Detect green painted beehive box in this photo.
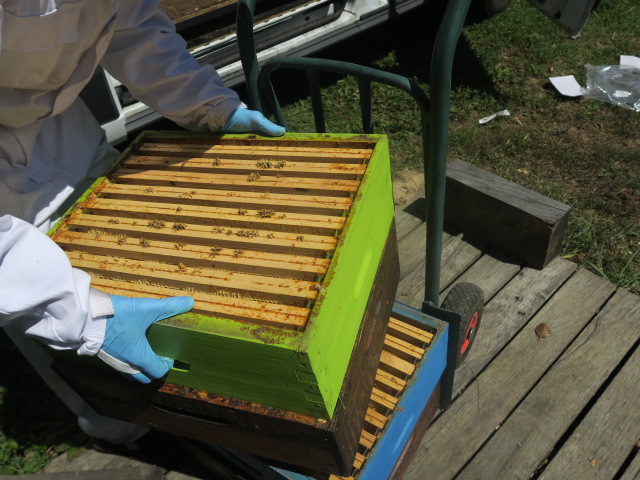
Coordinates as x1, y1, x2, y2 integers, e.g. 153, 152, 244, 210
50, 131, 394, 419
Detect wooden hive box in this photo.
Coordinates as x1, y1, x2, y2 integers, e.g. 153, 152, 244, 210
49, 131, 396, 421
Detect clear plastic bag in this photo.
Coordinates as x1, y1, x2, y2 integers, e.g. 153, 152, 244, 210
583, 64, 640, 112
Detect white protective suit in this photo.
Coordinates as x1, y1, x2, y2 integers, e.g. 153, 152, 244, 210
0, 0, 244, 442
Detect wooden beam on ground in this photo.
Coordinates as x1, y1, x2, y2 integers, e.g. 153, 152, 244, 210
445, 159, 571, 269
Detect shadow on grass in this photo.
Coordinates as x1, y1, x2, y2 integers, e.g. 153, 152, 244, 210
0, 330, 86, 474
241, 2, 503, 112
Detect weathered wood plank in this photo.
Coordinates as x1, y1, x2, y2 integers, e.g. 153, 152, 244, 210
457, 289, 640, 480
452, 257, 578, 396
396, 232, 485, 308
396, 223, 453, 282
165, 462, 214, 480
18, 466, 165, 479
43, 449, 154, 473
536, 298, 640, 479
620, 451, 640, 480
394, 194, 426, 242
439, 246, 521, 304
445, 159, 571, 269
403, 268, 616, 480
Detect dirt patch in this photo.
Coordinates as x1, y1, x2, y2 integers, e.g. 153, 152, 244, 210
392, 168, 424, 208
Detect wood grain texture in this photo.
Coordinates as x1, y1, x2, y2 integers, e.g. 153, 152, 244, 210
403, 268, 616, 480
396, 231, 485, 308
393, 194, 426, 242
620, 452, 640, 480
438, 246, 520, 301
445, 159, 571, 269
458, 289, 640, 480
451, 257, 578, 397
536, 292, 640, 480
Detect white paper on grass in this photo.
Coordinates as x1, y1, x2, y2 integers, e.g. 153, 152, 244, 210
549, 55, 640, 112
549, 55, 640, 98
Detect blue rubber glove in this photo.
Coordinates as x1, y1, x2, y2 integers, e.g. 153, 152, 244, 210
97, 295, 194, 384
220, 108, 285, 136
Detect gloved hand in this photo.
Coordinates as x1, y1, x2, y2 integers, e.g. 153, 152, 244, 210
220, 107, 285, 136
97, 295, 194, 384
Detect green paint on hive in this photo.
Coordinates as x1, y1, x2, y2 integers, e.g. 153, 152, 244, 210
50, 132, 394, 419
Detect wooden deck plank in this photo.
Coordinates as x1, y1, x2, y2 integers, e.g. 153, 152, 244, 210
438, 246, 521, 304
536, 300, 640, 479
396, 232, 485, 309
457, 289, 640, 480
402, 268, 616, 480
394, 196, 425, 242
396, 222, 453, 282
620, 452, 640, 480
452, 257, 578, 397
44, 449, 158, 474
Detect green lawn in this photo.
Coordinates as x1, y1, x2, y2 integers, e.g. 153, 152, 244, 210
280, 0, 640, 294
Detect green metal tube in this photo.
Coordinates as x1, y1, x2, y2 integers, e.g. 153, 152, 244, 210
236, 0, 261, 111
423, 0, 472, 308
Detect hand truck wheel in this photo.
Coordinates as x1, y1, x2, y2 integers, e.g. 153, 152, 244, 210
441, 282, 484, 368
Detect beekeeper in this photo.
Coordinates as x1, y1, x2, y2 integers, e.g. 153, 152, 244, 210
0, 0, 284, 446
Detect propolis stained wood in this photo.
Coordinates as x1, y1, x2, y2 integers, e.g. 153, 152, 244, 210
49, 131, 395, 419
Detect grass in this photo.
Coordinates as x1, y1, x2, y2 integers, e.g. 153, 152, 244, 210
275, 0, 640, 294
0, 0, 638, 474
0, 334, 87, 475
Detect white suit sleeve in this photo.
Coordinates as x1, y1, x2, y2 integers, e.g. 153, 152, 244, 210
101, 0, 243, 132
0, 215, 111, 356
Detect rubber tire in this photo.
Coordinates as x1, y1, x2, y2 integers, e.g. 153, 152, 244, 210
441, 282, 484, 368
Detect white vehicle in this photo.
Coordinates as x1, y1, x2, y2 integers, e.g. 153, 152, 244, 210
84, 0, 596, 145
